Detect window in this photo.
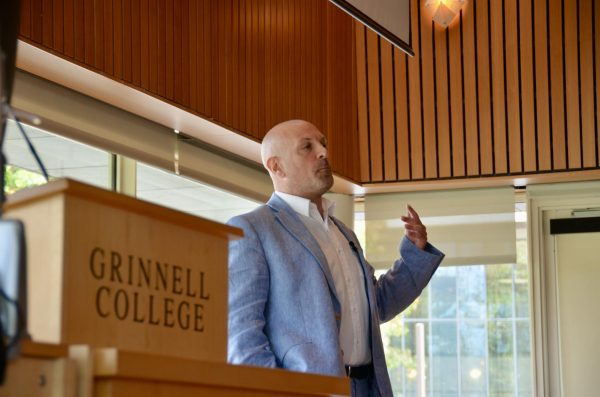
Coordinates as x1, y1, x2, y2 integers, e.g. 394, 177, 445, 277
357, 200, 532, 397
2, 119, 262, 224
3, 120, 112, 194
136, 162, 261, 224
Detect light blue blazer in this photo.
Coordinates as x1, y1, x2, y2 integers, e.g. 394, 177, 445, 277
227, 194, 444, 396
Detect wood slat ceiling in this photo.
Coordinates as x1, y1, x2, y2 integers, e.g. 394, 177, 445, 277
18, 0, 361, 182
356, 0, 600, 184
17, 0, 600, 188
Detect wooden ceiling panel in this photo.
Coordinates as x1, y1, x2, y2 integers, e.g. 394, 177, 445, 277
19, 0, 360, 182
18, 0, 600, 187
355, 0, 600, 184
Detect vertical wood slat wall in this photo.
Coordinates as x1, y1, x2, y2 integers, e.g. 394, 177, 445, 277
18, 0, 360, 182
356, 0, 600, 183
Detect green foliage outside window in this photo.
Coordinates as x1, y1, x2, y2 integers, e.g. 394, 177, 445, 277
3, 165, 47, 195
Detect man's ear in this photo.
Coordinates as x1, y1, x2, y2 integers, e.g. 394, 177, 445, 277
266, 157, 285, 177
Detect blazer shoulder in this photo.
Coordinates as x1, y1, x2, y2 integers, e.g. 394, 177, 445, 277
227, 204, 275, 228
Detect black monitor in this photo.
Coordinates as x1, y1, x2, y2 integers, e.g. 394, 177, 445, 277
329, 0, 413, 56
0, 220, 27, 379
1, 0, 21, 108
1, 0, 25, 385
2, 0, 22, 201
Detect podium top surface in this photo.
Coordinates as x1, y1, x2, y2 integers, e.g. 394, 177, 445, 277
4, 178, 244, 240
94, 348, 350, 396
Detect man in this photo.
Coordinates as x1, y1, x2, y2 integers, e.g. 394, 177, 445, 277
227, 120, 444, 396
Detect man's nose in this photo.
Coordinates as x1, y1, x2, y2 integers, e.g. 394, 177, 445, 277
316, 143, 328, 159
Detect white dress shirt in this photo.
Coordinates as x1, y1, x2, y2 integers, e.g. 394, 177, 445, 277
275, 191, 371, 365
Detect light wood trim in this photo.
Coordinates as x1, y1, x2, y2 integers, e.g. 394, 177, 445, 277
520, 0, 537, 173
534, 0, 552, 171
462, 3, 479, 176
448, 7, 465, 177
433, 24, 451, 178
4, 179, 243, 240
580, 0, 597, 168
367, 30, 383, 181
93, 348, 350, 396
360, 169, 600, 194
564, 0, 582, 168
394, 47, 411, 180
549, 0, 567, 169
596, 0, 600, 167
475, 0, 493, 176
69, 345, 94, 397
490, 0, 508, 174
355, 23, 370, 181
409, 0, 424, 179
380, 39, 397, 181
20, 340, 69, 359
420, 14, 437, 179
505, 0, 523, 173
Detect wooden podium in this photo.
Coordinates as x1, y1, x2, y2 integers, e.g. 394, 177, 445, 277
1, 179, 350, 397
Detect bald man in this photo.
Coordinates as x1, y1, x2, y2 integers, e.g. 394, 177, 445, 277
227, 120, 444, 397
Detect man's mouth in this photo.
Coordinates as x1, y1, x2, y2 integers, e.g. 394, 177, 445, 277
317, 166, 332, 175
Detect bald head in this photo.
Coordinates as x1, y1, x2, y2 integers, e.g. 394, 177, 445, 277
261, 120, 318, 169
260, 119, 333, 200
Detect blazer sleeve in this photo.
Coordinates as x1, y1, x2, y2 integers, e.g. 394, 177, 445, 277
374, 236, 444, 323
227, 215, 278, 368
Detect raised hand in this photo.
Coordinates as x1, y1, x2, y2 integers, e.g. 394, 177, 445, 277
400, 204, 428, 250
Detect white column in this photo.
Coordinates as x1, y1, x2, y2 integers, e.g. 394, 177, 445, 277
416, 322, 426, 397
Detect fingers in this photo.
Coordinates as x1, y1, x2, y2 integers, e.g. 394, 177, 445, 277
404, 224, 427, 238
402, 204, 427, 250
405, 231, 427, 250
406, 204, 421, 222
403, 223, 426, 232
405, 231, 427, 240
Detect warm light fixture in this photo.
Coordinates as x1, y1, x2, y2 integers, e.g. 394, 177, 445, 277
425, 0, 465, 28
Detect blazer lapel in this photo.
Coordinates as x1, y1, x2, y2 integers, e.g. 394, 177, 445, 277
267, 194, 339, 302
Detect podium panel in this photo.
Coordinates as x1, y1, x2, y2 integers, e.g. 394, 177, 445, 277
4, 179, 242, 362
